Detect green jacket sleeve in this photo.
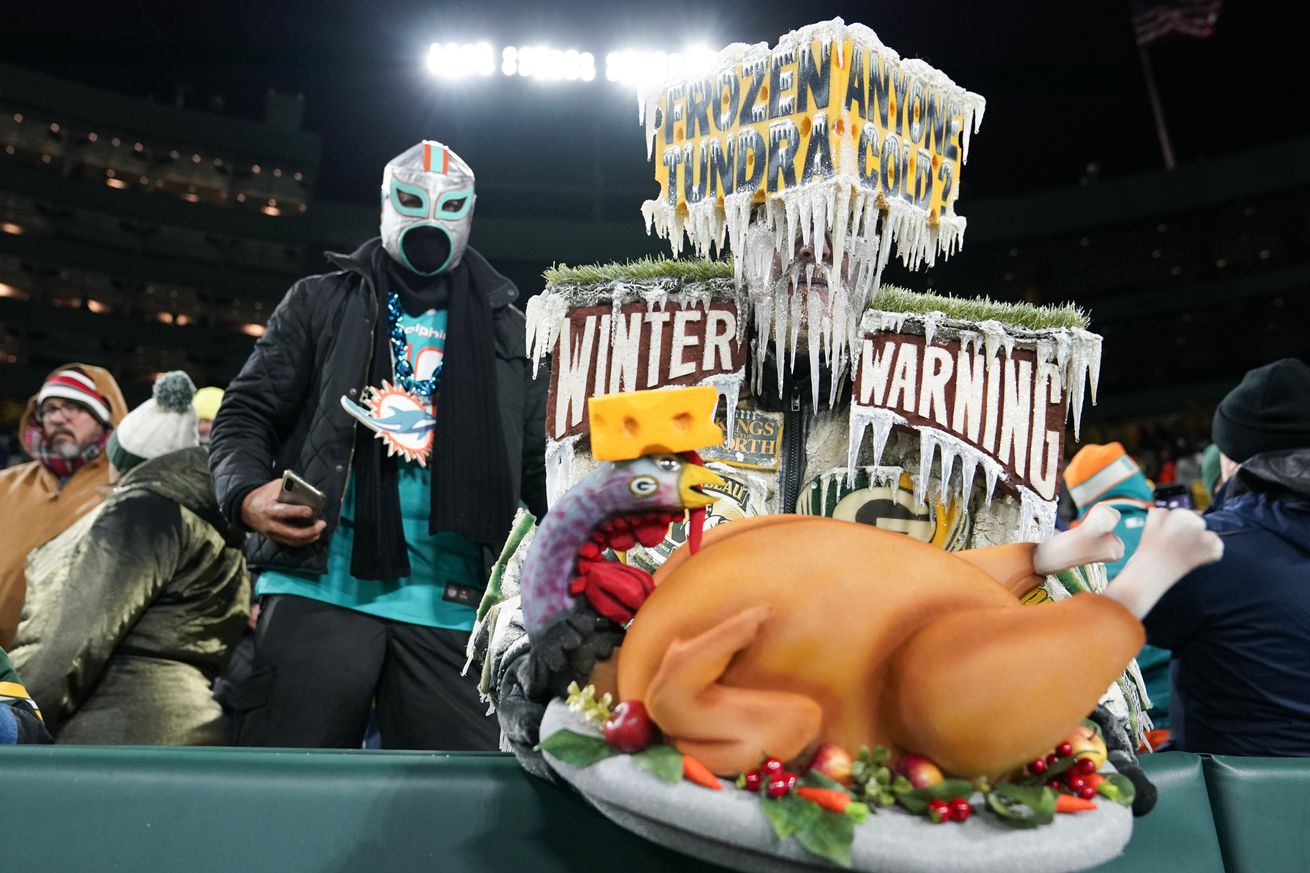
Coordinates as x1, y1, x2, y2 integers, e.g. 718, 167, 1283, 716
12, 493, 183, 734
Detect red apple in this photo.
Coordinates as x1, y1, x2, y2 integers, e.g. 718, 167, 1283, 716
806, 742, 854, 786
603, 700, 656, 752
897, 755, 945, 789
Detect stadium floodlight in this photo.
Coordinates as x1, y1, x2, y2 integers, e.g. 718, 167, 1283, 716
507, 45, 594, 82
605, 45, 719, 88
425, 41, 495, 78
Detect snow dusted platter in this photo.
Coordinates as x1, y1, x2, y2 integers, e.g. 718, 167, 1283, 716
540, 701, 1133, 873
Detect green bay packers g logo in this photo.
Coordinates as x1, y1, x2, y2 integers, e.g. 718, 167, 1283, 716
798, 469, 969, 551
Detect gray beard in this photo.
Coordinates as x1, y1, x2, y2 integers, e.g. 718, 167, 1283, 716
53, 441, 82, 460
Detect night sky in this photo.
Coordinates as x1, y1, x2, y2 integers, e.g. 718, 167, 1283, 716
5, 0, 1309, 205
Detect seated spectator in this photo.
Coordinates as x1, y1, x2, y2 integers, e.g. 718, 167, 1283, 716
1, 645, 51, 744
9, 372, 249, 744
0, 365, 128, 646
1064, 443, 1172, 736
193, 386, 224, 446
1144, 358, 1310, 756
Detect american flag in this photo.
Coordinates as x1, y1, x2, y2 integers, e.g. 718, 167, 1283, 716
1133, 1, 1223, 45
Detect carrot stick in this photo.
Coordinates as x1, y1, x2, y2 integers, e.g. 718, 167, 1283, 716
683, 754, 723, 790
1056, 794, 1097, 813
796, 787, 852, 813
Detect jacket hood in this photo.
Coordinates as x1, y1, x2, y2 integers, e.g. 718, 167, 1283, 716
1227, 448, 1310, 500
1214, 447, 1310, 555
18, 362, 129, 435
326, 237, 518, 309
114, 447, 243, 546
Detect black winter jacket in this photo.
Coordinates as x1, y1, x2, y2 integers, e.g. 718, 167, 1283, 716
209, 239, 549, 576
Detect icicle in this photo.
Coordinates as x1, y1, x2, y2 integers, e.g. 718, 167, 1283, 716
846, 406, 906, 476
983, 462, 1000, 506
960, 451, 978, 510
979, 320, 1005, 363
921, 311, 944, 348
545, 436, 580, 507
847, 417, 869, 483
938, 440, 957, 503
1081, 330, 1103, 405
700, 370, 745, 445
915, 429, 937, 509
807, 290, 823, 409
1017, 487, 1058, 543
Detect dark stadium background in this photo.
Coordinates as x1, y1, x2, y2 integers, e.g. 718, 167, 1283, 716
1, 0, 1307, 476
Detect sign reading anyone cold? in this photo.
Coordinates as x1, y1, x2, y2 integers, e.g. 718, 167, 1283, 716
649, 25, 983, 220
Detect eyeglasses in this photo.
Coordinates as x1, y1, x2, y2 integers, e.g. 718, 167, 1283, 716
38, 400, 91, 421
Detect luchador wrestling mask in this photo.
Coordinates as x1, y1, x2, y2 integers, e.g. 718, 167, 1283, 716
380, 140, 476, 276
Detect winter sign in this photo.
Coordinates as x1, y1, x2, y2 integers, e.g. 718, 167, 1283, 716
544, 301, 747, 441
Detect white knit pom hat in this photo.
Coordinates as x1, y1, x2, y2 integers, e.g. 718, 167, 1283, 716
106, 371, 199, 473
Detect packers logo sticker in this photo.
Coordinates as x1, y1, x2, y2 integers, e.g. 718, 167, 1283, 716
797, 469, 970, 551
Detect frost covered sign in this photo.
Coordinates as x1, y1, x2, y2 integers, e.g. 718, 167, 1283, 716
544, 301, 747, 440
640, 19, 985, 265
848, 311, 1103, 520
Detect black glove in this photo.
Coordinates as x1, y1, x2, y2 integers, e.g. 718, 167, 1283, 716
498, 654, 555, 781
495, 600, 626, 781
1088, 703, 1157, 816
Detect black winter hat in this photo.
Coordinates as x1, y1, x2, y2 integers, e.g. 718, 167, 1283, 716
1212, 358, 1310, 463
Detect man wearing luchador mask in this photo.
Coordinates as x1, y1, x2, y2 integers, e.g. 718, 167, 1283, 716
209, 141, 547, 749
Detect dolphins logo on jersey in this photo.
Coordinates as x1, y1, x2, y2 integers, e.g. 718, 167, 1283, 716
341, 382, 435, 465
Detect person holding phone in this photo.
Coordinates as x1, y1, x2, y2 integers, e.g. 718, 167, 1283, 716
208, 140, 548, 750
1143, 359, 1310, 756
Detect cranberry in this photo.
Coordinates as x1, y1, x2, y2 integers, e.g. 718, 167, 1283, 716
1079, 786, 1098, 801
1065, 775, 1087, 792
1028, 758, 1048, 776
1047, 779, 1062, 790
782, 772, 798, 793
1056, 742, 1074, 758
927, 799, 952, 823
1076, 758, 1098, 775
1045, 753, 1058, 766
743, 769, 763, 791
762, 757, 785, 775
949, 797, 972, 822
766, 775, 793, 798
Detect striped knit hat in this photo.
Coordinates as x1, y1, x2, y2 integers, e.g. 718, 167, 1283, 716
1063, 442, 1150, 512
106, 371, 199, 474
37, 369, 113, 425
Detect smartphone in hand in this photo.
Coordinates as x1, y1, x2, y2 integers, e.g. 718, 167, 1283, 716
1153, 483, 1192, 510
277, 469, 326, 520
